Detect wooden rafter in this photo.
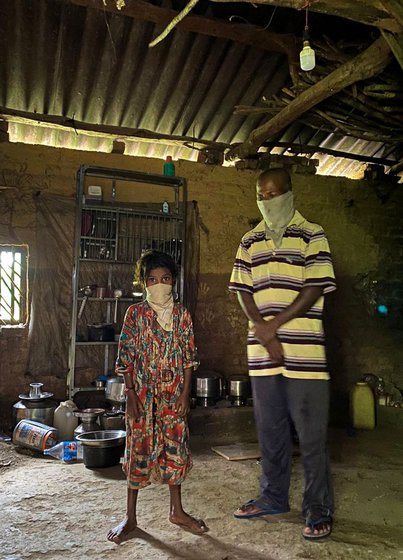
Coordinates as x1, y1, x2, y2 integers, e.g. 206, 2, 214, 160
380, 0, 403, 28
1, 110, 398, 167
226, 36, 393, 160
209, 0, 402, 32
0, 108, 229, 150
381, 30, 403, 71
66, 0, 298, 78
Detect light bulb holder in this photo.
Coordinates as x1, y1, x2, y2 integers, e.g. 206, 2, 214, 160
302, 27, 310, 41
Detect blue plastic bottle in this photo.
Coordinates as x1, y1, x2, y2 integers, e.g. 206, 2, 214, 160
163, 155, 175, 177
44, 441, 83, 462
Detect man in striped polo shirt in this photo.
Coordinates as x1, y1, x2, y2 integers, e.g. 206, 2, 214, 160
229, 168, 336, 540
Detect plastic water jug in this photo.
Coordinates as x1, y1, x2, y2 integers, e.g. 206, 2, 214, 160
351, 382, 375, 429
53, 400, 78, 441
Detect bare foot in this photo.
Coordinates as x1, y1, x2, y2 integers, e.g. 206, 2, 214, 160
107, 516, 138, 545
169, 512, 208, 535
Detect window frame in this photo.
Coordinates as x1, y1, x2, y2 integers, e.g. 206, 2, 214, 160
0, 244, 29, 326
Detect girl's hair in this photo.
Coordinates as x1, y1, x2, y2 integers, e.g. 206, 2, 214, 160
135, 250, 178, 285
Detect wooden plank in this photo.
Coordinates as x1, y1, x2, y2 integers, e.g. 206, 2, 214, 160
0, 107, 229, 150
381, 30, 403, 71
226, 36, 393, 160
66, 0, 299, 83
381, 0, 403, 28
211, 443, 261, 461
209, 0, 401, 32
66, 0, 297, 56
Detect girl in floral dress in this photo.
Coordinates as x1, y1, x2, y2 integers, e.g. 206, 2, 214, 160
107, 250, 208, 544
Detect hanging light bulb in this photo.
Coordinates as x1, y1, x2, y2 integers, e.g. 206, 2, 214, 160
299, 3, 316, 71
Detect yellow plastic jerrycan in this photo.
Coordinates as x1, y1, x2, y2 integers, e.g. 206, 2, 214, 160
350, 382, 375, 430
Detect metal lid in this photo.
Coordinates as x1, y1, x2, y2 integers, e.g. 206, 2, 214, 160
74, 408, 105, 419
18, 391, 54, 401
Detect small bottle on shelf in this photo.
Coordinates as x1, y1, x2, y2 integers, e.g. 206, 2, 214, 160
163, 155, 175, 177
162, 200, 169, 213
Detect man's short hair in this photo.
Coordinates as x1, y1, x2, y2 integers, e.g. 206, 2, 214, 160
257, 168, 292, 191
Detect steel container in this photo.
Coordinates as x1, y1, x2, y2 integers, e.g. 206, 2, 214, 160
76, 430, 126, 468
13, 419, 58, 451
191, 371, 224, 407
105, 376, 125, 404
227, 375, 251, 406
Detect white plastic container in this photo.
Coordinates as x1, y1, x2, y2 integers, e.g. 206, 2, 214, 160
53, 400, 78, 441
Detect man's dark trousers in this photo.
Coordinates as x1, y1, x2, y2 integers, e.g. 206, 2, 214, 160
251, 375, 334, 517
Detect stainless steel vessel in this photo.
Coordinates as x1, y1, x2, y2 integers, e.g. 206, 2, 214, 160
12, 383, 58, 428
227, 375, 251, 406
74, 408, 104, 437
76, 430, 126, 468
105, 376, 125, 406
100, 411, 125, 430
191, 371, 224, 407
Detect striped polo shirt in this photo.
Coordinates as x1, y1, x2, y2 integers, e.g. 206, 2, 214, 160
229, 210, 336, 380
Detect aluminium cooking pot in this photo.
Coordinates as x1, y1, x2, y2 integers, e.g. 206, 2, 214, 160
76, 430, 126, 468
105, 376, 125, 404
87, 323, 115, 342
227, 374, 251, 406
227, 375, 251, 398
191, 371, 225, 406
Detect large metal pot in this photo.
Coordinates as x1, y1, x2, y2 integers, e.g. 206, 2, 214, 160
76, 430, 126, 468
191, 371, 224, 407
12, 383, 58, 428
105, 376, 125, 405
227, 375, 251, 406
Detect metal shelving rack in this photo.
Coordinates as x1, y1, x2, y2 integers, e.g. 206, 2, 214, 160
67, 165, 186, 398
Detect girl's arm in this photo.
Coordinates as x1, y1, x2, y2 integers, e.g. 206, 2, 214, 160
116, 306, 143, 418
175, 308, 195, 416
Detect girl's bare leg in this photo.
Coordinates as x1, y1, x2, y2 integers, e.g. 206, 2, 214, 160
169, 485, 208, 535
107, 488, 139, 544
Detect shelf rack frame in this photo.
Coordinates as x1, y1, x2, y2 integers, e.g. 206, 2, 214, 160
67, 165, 187, 398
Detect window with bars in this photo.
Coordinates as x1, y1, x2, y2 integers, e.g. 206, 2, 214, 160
0, 246, 28, 325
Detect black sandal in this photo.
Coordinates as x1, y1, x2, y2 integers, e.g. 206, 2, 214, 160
303, 513, 333, 541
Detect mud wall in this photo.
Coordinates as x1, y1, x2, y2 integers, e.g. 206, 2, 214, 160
1, 142, 402, 427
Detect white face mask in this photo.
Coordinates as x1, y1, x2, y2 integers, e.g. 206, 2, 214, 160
257, 190, 294, 232
145, 283, 173, 306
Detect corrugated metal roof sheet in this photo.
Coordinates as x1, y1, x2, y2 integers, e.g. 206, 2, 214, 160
0, 0, 401, 178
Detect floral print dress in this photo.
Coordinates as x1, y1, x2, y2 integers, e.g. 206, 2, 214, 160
116, 301, 195, 489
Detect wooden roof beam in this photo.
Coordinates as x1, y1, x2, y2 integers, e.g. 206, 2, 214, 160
226, 35, 393, 160
66, 0, 299, 82
382, 30, 403, 71
66, 0, 297, 55
209, 0, 402, 33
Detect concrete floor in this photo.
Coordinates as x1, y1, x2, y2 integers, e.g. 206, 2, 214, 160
1, 425, 403, 560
